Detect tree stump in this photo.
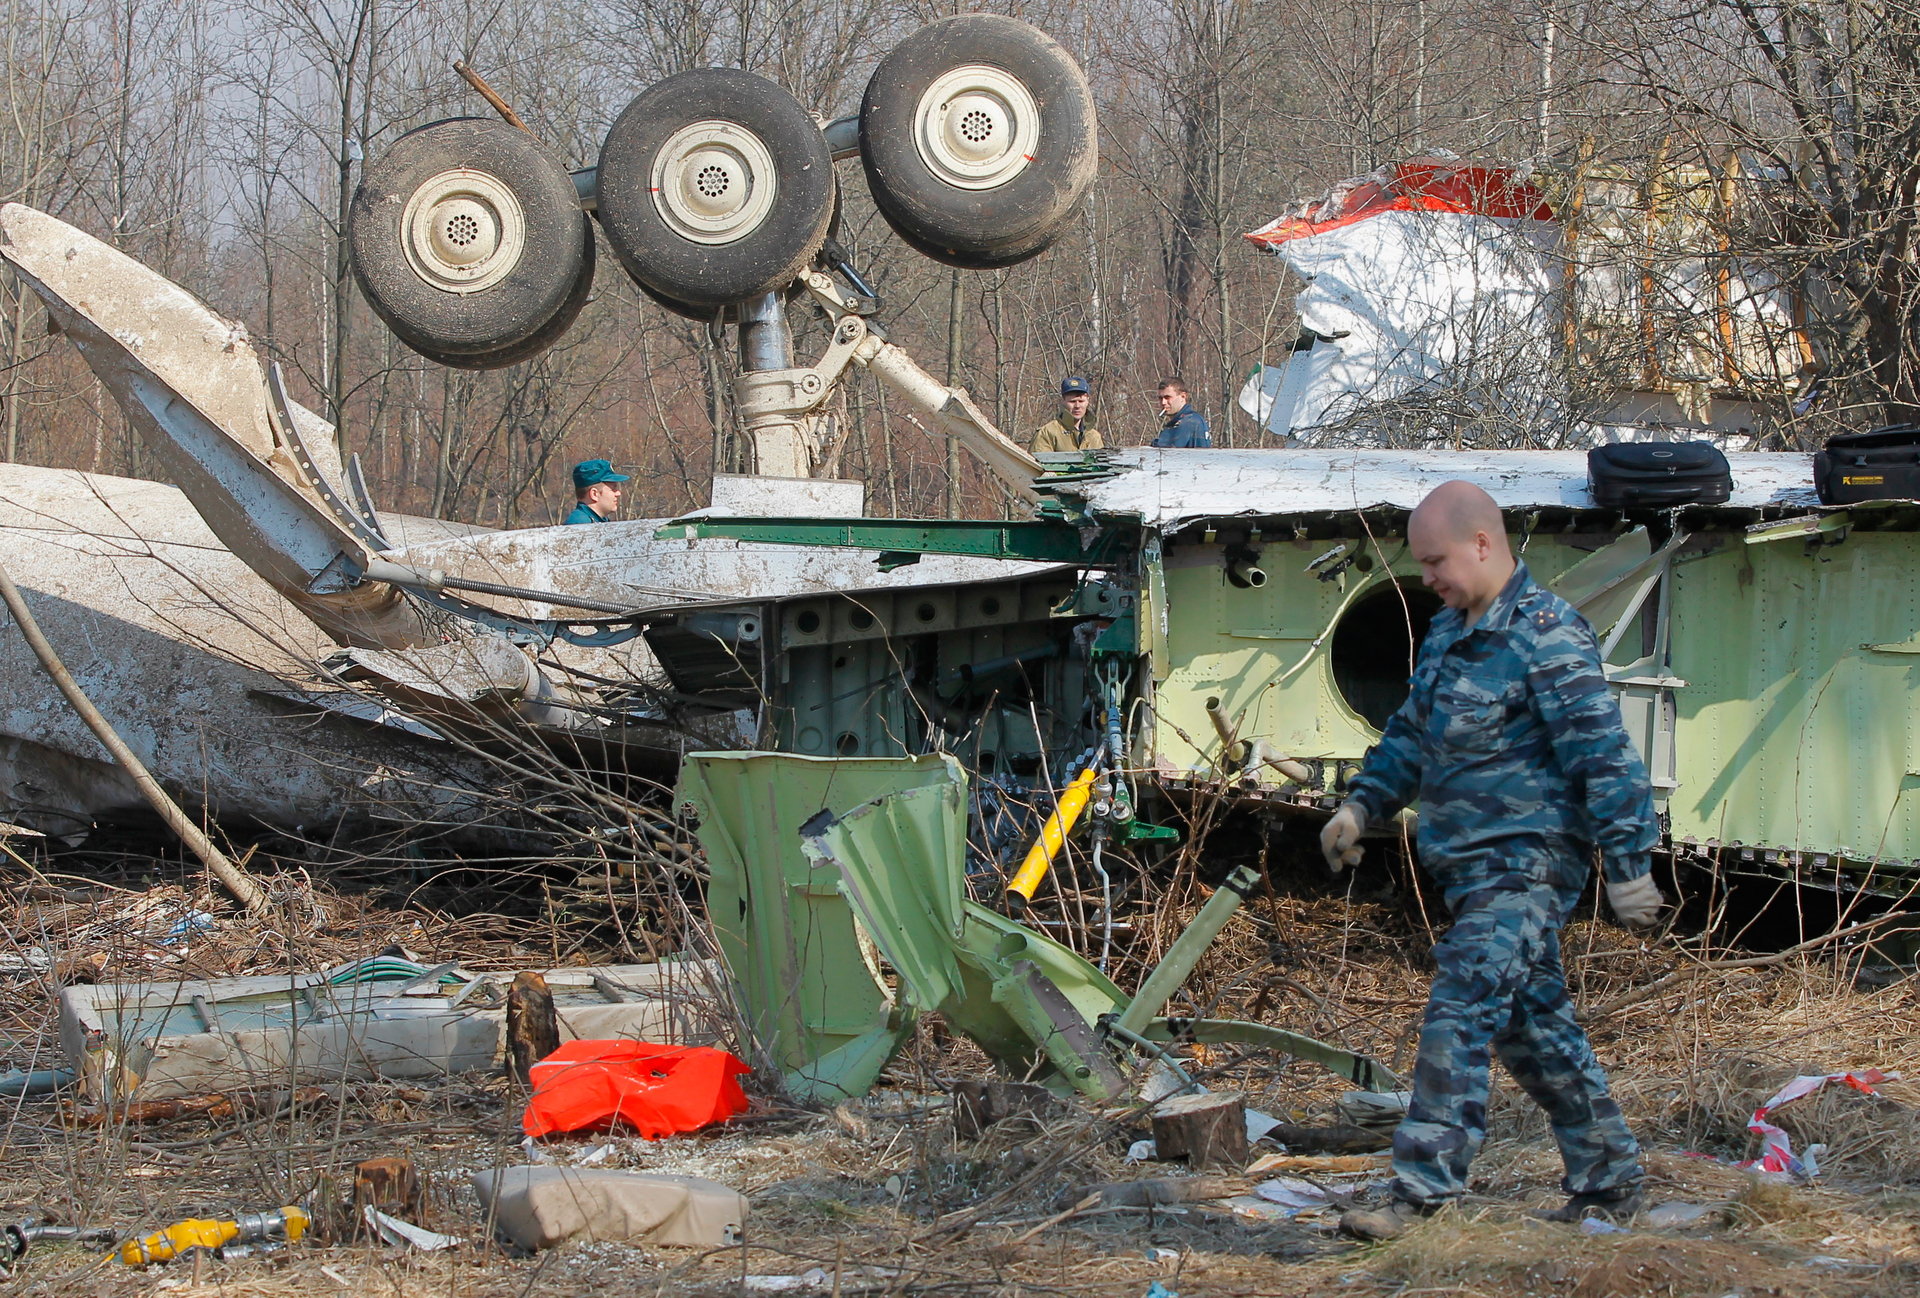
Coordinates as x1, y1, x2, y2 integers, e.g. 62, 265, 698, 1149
506, 971, 560, 1086
353, 1156, 423, 1225
1151, 1091, 1247, 1170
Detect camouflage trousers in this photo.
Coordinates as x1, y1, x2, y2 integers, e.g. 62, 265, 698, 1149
1391, 882, 1643, 1205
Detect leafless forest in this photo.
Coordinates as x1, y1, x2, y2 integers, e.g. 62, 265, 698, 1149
1, 0, 1915, 523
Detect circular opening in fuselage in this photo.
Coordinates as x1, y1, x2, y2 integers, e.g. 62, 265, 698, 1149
1330, 582, 1443, 731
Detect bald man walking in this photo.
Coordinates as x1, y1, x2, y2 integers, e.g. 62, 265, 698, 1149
1324, 480, 1665, 1240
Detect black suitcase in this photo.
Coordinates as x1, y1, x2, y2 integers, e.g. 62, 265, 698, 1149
1587, 441, 1733, 509
1813, 426, 1920, 504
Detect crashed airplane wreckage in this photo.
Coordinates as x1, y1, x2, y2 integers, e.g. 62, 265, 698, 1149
0, 212, 1045, 839
0, 12, 1414, 1106
6, 43, 1919, 1106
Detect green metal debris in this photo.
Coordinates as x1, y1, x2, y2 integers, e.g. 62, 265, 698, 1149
802, 780, 1131, 1099
676, 752, 962, 1102
787, 757, 1402, 1101
655, 516, 1122, 565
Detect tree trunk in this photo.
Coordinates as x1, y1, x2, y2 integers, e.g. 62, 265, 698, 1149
946, 267, 963, 518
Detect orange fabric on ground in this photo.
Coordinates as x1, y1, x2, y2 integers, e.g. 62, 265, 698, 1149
523, 1039, 750, 1139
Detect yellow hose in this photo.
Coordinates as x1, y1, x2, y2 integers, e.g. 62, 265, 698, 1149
1006, 764, 1100, 901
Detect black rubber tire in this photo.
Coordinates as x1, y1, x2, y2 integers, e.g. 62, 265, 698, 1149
859, 15, 1096, 262
398, 223, 596, 370
624, 180, 839, 323
597, 69, 835, 311
350, 118, 592, 357
890, 217, 1060, 271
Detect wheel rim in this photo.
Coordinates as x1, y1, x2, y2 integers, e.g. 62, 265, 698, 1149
400, 169, 528, 294
651, 120, 780, 245
913, 64, 1041, 191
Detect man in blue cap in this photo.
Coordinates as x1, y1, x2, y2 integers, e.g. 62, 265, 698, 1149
565, 459, 629, 524
1029, 376, 1103, 453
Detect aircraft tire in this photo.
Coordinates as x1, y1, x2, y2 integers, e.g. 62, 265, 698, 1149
859, 15, 1096, 268
596, 68, 835, 312
397, 233, 595, 370
350, 118, 592, 359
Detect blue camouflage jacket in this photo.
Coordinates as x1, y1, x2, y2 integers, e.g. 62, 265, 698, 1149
1153, 405, 1211, 448
1344, 561, 1658, 895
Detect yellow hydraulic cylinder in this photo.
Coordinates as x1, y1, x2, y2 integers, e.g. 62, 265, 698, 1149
1006, 764, 1100, 902
119, 1206, 309, 1266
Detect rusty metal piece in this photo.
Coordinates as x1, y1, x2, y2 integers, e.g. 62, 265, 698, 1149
63, 1085, 327, 1127
453, 60, 534, 136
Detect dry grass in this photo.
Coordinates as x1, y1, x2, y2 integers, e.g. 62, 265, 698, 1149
4, 841, 1920, 1296
1370, 1209, 1893, 1297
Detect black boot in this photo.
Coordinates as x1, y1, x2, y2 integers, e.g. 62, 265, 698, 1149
1530, 1189, 1647, 1223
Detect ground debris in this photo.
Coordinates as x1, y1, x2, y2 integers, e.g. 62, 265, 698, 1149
0, 851, 1918, 1297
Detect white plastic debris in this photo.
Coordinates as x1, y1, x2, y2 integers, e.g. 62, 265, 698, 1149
1644, 1201, 1716, 1228
1137, 1059, 1191, 1104
1579, 1216, 1630, 1235
743, 1272, 830, 1292
161, 911, 218, 945
1253, 1177, 1332, 1211
1126, 1139, 1158, 1162
363, 1206, 460, 1251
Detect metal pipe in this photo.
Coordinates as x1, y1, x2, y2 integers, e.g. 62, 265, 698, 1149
0, 559, 267, 914
358, 558, 639, 615
1090, 826, 1112, 973
735, 292, 810, 476
1113, 863, 1260, 1037
821, 115, 861, 160
0, 1067, 73, 1097
940, 643, 1058, 690
738, 291, 794, 372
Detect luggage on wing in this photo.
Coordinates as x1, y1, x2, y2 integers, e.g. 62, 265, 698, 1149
1813, 426, 1920, 505
1587, 441, 1733, 509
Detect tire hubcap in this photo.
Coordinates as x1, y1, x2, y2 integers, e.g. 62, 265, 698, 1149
401, 170, 527, 294
653, 121, 779, 245
915, 65, 1040, 191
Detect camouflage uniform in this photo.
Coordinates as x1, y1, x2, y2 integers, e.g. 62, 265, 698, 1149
1344, 561, 1657, 1206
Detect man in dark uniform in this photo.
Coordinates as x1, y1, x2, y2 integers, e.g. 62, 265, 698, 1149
1324, 479, 1665, 1240
564, 459, 628, 525
1151, 377, 1210, 447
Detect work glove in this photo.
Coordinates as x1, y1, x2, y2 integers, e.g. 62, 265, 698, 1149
1320, 803, 1366, 874
1606, 873, 1665, 928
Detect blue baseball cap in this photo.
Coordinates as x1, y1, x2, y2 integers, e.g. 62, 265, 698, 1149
572, 459, 630, 490
1060, 376, 1091, 396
